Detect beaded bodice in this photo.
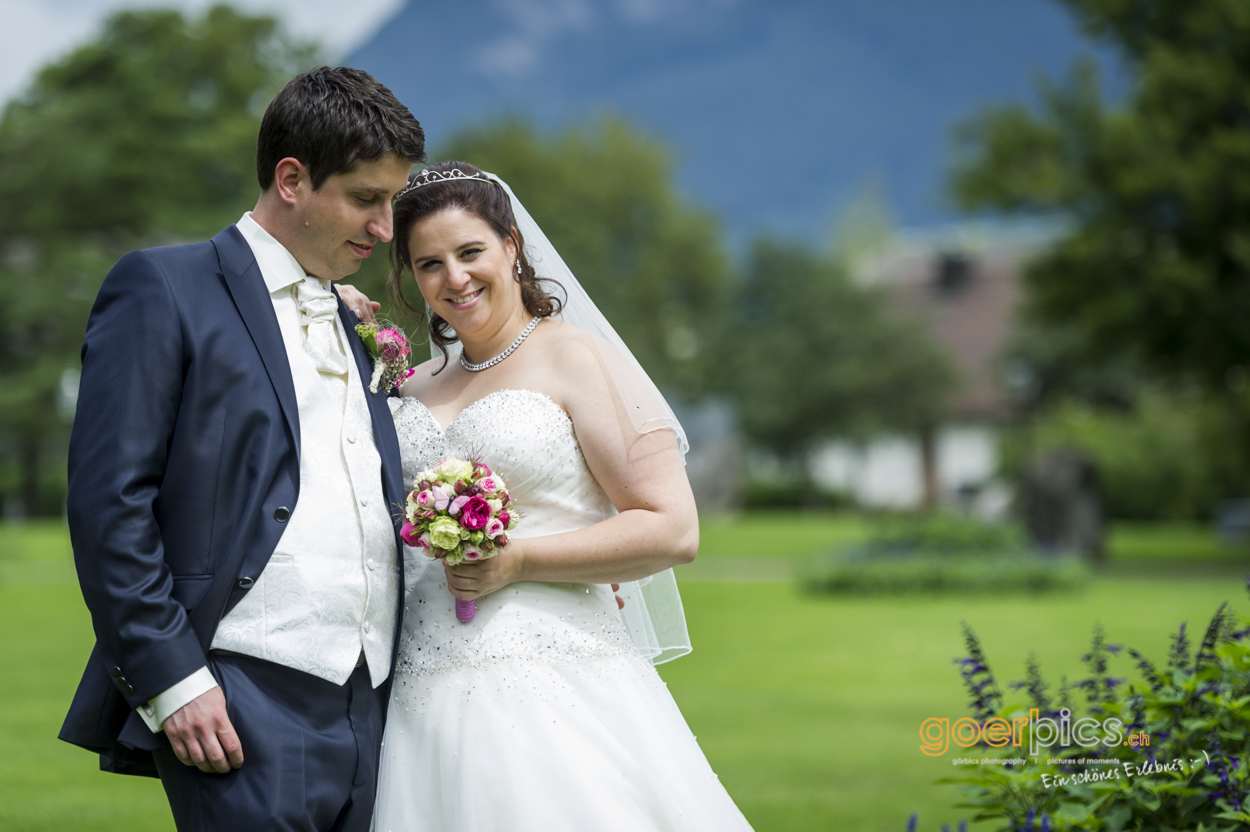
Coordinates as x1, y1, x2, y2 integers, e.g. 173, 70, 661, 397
387, 389, 639, 688
390, 388, 615, 537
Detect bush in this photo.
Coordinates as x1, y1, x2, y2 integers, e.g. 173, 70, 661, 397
800, 513, 1088, 596
944, 598, 1250, 830
802, 552, 1087, 596
741, 476, 852, 510
1002, 394, 1250, 522
866, 512, 1027, 554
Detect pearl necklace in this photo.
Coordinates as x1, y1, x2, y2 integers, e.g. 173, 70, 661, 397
460, 316, 542, 372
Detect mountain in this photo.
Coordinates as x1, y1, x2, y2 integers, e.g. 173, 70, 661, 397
348, 0, 1117, 240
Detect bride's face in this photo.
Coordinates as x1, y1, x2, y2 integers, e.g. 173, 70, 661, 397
407, 208, 521, 338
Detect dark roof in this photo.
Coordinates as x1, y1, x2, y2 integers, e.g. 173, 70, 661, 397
866, 242, 1038, 421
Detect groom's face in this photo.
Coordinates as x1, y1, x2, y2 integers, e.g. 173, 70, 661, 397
290, 153, 412, 280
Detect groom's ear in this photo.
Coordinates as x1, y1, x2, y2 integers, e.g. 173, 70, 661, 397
272, 157, 308, 206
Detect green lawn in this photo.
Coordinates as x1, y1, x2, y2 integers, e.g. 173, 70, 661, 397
1, 518, 1244, 831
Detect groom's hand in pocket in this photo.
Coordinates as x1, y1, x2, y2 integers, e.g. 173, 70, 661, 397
164, 686, 244, 774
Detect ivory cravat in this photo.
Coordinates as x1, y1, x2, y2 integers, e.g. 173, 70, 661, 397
296, 277, 349, 376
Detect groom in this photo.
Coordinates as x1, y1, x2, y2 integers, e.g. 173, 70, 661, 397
59, 67, 425, 831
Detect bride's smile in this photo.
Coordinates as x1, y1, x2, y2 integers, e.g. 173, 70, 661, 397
446, 287, 483, 306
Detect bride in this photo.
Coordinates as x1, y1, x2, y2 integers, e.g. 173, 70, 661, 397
370, 161, 753, 831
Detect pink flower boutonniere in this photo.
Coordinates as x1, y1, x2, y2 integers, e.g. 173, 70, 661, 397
355, 321, 417, 394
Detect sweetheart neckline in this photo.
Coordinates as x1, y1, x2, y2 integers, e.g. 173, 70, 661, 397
395, 388, 572, 435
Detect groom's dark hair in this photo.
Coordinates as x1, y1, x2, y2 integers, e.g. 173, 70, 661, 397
257, 66, 425, 190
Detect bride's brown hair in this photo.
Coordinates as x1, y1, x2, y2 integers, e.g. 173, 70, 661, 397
387, 161, 563, 372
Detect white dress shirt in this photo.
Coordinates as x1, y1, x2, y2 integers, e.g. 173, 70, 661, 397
139, 214, 399, 731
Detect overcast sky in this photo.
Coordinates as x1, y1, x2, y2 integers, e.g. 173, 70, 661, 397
0, 0, 403, 104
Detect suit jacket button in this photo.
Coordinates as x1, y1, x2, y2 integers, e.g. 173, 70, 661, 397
111, 666, 123, 678
121, 683, 135, 696
274, 507, 290, 523
237, 577, 255, 589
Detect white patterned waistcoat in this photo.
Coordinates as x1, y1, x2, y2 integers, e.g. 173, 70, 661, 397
210, 213, 399, 688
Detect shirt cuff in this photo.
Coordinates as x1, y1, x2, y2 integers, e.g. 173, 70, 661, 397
137, 666, 219, 733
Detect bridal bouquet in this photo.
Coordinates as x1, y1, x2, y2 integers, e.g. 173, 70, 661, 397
355, 321, 417, 393
400, 458, 518, 622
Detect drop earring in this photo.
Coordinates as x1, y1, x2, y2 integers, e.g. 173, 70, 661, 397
516, 259, 522, 276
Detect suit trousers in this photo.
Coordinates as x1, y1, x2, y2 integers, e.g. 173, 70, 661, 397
153, 652, 387, 832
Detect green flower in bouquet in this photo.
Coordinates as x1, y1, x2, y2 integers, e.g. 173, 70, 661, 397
435, 459, 474, 483
428, 517, 463, 550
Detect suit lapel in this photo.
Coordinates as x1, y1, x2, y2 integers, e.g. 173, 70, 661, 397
212, 225, 301, 454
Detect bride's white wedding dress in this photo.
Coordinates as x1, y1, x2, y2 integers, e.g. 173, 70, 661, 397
371, 388, 753, 832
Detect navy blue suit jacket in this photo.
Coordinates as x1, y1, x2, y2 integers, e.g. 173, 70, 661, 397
58, 225, 405, 777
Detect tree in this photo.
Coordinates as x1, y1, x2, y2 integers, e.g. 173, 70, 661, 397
0, 6, 316, 515
406, 118, 731, 397
950, 0, 1250, 394
728, 239, 954, 469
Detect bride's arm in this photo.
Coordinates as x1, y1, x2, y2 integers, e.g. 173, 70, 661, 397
443, 338, 697, 600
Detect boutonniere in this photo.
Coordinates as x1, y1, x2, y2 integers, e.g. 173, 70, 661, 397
355, 321, 416, 394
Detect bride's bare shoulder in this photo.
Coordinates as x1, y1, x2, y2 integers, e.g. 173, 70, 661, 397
536, 320, 603, 370
532, 318, 615, 399
396, 353, 452, 400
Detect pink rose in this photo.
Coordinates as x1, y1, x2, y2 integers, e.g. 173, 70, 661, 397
498, 511, 510, 528
474, 462, 492, 478
477, 476, 500, 494
460, 496, 492, 530
415, 490, 434, 508
449, 495, 470, 516
400, 521, 421, 547
463, 544, 482, 561
376, 329, 410, 360
485, 517, 505, 538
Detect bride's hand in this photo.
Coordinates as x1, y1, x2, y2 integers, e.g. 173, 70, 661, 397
444, 542, 525, 601
445, 551, 626, 608
336, 283, 380, 324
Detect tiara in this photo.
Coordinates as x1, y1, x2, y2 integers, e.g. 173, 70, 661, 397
394, 167, 496, 201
